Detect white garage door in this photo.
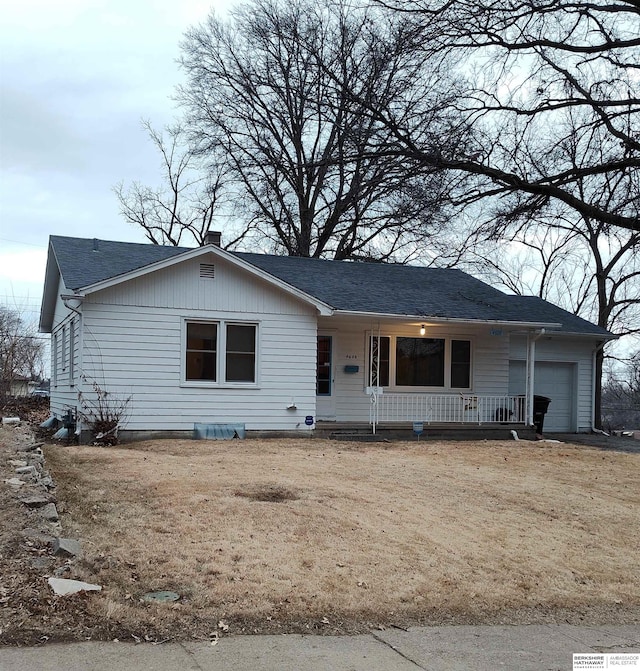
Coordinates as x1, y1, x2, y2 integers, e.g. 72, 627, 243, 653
509, 361, 575, 432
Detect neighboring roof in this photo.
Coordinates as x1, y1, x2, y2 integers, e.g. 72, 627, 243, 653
43, 235, 614, 337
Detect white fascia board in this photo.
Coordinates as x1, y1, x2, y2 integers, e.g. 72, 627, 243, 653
332, 310, 562, 330
79, 244, 333, 316
39, 241, 64, 333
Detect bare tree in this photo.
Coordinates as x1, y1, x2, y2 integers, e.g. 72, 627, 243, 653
0, 305, 45, 401
461, 216, 639, 426
371, 0, 640, 234
172, 0, 457, 260
360, 2, 640, 426
602, 349, 640, 430
115, 121, 230, 247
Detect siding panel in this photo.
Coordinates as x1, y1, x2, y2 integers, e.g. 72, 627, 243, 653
79, 298, 318, 432
84, 255, 312, 316
50, 275, 81, 419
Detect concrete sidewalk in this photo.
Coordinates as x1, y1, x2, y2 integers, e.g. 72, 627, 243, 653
2, 624, 639, 671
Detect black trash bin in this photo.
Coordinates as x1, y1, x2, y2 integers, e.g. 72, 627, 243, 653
533, 395, 551, 434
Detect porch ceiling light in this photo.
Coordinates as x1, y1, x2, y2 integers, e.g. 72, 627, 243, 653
420, 324, 426, 336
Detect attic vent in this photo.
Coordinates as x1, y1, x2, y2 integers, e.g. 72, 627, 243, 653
200, 263, 216, 279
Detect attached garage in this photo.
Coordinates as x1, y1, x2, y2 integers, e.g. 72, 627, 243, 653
509, 361, 576, 432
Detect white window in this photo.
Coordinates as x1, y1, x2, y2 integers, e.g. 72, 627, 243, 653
369, 335, 472, 390
186, 322, 218, 381
69, 319, 75, 385
61, 325, 67, 371
184, 320, 257, 386
53, 334, 58, 386
225, 324, 256, 383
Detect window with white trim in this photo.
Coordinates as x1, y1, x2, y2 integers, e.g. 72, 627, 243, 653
450, 339, 471, 388
53, 333, 58, 386
369, 335, 472, 390
184, 320, 257, 385
316, 335, 332, 395
69, 319, 75, 385
225, 324, 256, 383
396, 337, 445, 386
186, 322, 218, 381
369, 336, 389, 387
61, 325, 67, 371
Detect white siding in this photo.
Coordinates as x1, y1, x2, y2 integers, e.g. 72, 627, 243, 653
84, 254, 311, 316
78, 257, 318, 433
50, 275, 80, 419
509, 334, 598, 432
319, 319, 514, 423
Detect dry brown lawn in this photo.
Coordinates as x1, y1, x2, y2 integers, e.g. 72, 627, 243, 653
2, 430, 639, 642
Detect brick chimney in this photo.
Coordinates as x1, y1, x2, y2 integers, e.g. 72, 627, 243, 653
204, 230, 222, 247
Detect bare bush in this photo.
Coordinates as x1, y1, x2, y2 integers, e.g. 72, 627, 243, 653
77, 376, 131, 446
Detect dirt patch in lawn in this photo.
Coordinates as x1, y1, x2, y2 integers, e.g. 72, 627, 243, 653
1, 428, 639, 644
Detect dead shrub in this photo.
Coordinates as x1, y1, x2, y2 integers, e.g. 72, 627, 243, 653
77, 376, 131, 446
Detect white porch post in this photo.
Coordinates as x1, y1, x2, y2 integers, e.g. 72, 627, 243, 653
526, 329, 546, 426
526, 333, 535, 426
368, 323, 381, 435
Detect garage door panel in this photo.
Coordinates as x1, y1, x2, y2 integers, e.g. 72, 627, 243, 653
509, 362, 575, 432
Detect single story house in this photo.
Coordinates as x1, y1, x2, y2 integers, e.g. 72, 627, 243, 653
39, 233, 614, 440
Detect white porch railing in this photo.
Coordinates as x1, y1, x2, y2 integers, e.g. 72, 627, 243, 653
370, 393, 527, 426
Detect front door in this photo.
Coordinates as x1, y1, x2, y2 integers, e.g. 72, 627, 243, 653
316, 334, 335, 419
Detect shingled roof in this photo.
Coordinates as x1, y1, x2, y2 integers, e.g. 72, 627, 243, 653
46, 235, 613, 337
49, 235, 187, 290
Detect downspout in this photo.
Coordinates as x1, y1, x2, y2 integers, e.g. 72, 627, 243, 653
591, 340, 607, 431
527, 329, 546, 426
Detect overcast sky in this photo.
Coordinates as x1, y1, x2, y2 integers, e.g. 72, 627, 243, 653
0, 0, 232, 327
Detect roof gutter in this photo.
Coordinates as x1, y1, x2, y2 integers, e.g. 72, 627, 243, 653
331, 310, 561, 330
61, 294, 85, 317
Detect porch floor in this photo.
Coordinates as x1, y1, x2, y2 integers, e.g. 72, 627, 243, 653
314, 421, 536, 442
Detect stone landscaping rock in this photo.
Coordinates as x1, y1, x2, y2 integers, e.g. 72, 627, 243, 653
5, 477, 25, 488
8, 459, 28, 467
20, 494, 53, 508
51, 538, 81, 557
15, 465, 37, 477
39, 475, 55, 489
41, 503, 59, 522
47, 577, 102, 597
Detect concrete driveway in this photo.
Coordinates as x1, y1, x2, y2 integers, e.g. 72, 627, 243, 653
554, 432, 640, 454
